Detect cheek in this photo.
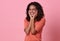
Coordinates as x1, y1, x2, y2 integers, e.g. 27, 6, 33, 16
28, 10, 30, 13
28, 11, 30, 15
35, 11, 38, 17
35, 11, 38, 15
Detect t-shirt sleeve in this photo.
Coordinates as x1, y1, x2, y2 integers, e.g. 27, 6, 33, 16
35, 17, 46, 32
24, 19, 29, 30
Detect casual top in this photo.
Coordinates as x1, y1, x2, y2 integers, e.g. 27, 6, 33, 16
24, 17, 45, 41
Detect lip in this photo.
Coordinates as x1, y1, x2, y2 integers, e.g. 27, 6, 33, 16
30, 12, 34, 14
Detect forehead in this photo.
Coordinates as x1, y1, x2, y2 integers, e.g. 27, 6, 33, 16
29, 5, 36, 9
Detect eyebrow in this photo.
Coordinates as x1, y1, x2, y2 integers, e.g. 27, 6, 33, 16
29, 8, 37, 10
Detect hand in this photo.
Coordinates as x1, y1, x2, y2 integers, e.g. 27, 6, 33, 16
29, 13, 36, 19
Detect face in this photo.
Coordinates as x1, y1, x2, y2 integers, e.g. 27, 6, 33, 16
28, 5, 38, 18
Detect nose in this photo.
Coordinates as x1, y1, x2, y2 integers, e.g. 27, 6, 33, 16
30, 11, 34, 15
30, 10, 34, 14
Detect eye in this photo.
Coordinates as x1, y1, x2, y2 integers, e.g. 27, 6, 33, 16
33, 9, 37, 12
29, 9, 31, 11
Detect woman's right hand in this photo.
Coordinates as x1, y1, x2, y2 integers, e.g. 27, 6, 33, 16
29, 12, 32, 19
29, 13, 35, 20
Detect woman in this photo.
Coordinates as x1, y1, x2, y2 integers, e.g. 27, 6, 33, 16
24, 2, 46, 41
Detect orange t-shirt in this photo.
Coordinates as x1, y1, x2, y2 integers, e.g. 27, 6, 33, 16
24, 17, 45, 41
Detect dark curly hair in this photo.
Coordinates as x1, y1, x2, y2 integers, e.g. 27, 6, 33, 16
26, 2, 44, 21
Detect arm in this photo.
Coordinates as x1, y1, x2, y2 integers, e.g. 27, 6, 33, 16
31, 17, 46, 35
31, 18, 37, 35
24, 19, 32, 35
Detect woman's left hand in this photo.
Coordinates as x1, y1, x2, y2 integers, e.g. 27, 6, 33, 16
31, 13, 36, 19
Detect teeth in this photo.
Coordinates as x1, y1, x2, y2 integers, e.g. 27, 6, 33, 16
31, 12, 33, 14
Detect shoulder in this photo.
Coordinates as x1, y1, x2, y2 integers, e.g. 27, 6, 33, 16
37, 17, 46, 23
41, 17, 46, 21
24, 18, 29, 23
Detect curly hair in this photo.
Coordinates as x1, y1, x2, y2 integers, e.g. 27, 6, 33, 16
26, 2, 44, 21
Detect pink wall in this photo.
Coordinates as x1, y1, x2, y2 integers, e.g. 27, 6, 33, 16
0, 0, 60, 41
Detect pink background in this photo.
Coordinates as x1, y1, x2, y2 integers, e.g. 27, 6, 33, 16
0, 0, 60, 41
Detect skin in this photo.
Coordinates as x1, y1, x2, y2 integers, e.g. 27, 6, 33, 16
29, 5, 38, 34
24, 5, 46, 35
24, 5, 38, 35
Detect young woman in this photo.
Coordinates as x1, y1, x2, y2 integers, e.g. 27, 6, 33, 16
24, 2, 46, 41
